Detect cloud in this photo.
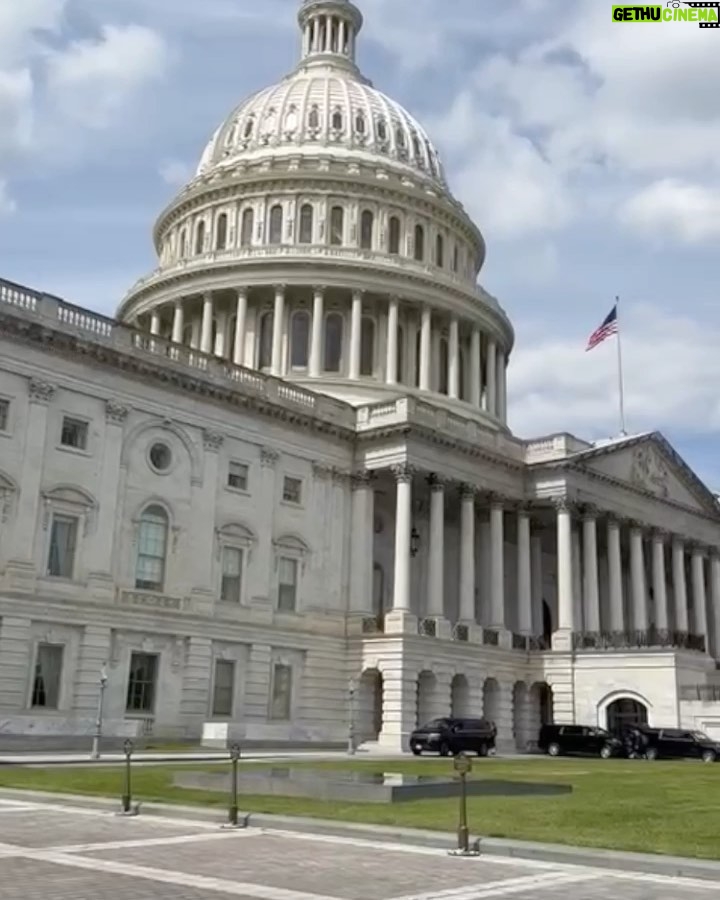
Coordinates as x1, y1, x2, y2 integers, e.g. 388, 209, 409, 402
159, 158, 193, 187
509, 305, 720, 440
0, 180, 16, 217
619, 179, 720, 244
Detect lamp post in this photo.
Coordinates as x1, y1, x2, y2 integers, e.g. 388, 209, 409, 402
348, 677, 358, 755
90, 663, 109, 761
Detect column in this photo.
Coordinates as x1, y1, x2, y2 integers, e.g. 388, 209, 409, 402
200, 292, 213, 355
350, 472, 374, 615
459, 485, 476, 623
582, 509, 600, 634
338, 19, 346, 53
486, 340, 497, 416
496, 348, 506, 422
386, 296, 399, 385
691, 547, 708, 647
489, 498, 505, 628
150, 310, 161, 335
711, 554, 720, 661
419, 307, 432, 391
652, 531, 669, 633
233, 289, 248, 366
470, 327, 481, 408
426, 475, 445, 620
448, 317, 460, 399
517, 507, 532, 636
630, 524, 648, 632
349, 290, 362, 380
214, 310, 227, 358
530, 531, 544, 637
309, 286, 324, 378
555, 500, 574, 633
572, 527, 583, 633
390, 465, 412, 616
673, 538, 689, 633
271, 285, 285, 377
171, 301, 184, 344
607, 517, 625, 632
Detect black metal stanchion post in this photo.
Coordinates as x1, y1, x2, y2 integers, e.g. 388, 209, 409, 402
448, 753, 480, 857
228, 743, 241, 826
121, 739, 135, 815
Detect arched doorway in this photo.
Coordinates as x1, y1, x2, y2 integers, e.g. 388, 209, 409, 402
357, 669, 383, 741
528, 681, 553, 747
417, 671, 440, 726
451, 675, 471, 718
483, 677, 500, 727
606, 698, 649, 733
513, 682, 530, 751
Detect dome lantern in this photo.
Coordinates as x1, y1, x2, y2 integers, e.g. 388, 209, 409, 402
297, 0, 364, 73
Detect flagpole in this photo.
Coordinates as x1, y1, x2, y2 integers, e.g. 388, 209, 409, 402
615, 296, 627, 436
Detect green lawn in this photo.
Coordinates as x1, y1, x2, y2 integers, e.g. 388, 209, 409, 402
1, 757, 718, 860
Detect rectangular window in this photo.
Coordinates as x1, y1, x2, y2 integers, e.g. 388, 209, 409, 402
126, 652, 158, 713
227, 462, 249, 492
60, 416, 88, 450
212, 659, 235, 717
47, 515, 78, 579
282, 476, 302, 505
31, 644, 64, 709
270, 663, 292, 720
278, 557, 298, 612
0, 399, 9, 432
221, 547, 243, 604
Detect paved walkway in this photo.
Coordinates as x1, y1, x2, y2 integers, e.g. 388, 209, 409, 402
0, 797, 716, 899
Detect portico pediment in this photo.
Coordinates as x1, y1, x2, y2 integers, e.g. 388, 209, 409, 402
571, 433, 719, 517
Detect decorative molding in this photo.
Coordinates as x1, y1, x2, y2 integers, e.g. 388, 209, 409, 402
427, 473, 448, 493
551, 497, 575, 514
312, 462, 334, 481
351, 470, 374, 491
580, 503, 599, 521
260, 447, 280, 468
629, 445, 670, 500
459, 483, 477, 501
331, 467, 350, 487
202, 429, 224, 452
105, 400, 129, 425
28, 377, 56, 405
391, 463, 416, 484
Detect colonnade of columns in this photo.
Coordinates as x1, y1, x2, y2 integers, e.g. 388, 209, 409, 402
143, 287, 510, 421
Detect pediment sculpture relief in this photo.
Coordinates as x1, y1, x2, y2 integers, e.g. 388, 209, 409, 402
630, 446, 670, 499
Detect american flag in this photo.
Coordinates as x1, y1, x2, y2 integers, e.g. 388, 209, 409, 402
586, 305, 618, 352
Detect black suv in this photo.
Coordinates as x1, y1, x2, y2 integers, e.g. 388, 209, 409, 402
538, 724, 622, 759
621, 725, 720, 762
409, 718, 496, 757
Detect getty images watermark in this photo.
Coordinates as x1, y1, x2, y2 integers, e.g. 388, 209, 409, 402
612, 2, 720, 26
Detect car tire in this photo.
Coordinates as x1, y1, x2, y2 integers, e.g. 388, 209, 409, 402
548, 743, 561, 757
702, 751, 716, 764
478, 743, 488, 758
439, 742, 450, 757
600, 744, 613, 760
645, 747, 658, 761
411, 747, 421, 756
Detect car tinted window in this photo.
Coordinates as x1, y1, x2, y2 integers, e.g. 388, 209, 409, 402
423, 719, 448, 729
691, 731, 710, 741
562, 726, 584, 735
660, 729, 683, 738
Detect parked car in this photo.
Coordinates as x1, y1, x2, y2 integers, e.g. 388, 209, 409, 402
538, 724, 622, 759
620, 725, 720, 763
409, 717, 496, 757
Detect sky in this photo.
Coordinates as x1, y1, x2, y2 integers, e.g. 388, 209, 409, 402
1, 0, 718, 486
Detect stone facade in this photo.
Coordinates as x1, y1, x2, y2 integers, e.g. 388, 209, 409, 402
1, 0, 719, 749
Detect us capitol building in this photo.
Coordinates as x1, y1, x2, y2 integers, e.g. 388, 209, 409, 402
1, 0, 719, 750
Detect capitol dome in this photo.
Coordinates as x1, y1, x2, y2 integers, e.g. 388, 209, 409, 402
119, 0, 514, 425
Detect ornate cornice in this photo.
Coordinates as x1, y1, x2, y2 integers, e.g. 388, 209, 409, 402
351, 469, 375, 490
312, 462, 334, 481
28, 377, 56, 405
391, 463, 416, 484
203, 429, 224, 452
260, 447, 280, 468
105, 399, 129, 425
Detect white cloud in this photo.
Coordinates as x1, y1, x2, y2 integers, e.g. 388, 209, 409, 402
159, 158, 193, 187
509, 306, 720, 440
0, 180, 16, 217
619, 180, 720, 244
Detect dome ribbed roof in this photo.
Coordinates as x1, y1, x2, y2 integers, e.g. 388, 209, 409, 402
196, 1, 447, 188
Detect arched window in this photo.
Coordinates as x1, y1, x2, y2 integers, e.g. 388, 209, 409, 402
414, 224, 425, 261
324, 313, 343, 373
240, 208, 254, 247
299, 204, 314, 244
355, 112, 366, 135
436, 233, 444, 268
135, 505, 169, 593
412, 133, 421, 158
331, 108, 343, 131
360, 210, 374, 250
376, 118, 387, 142
360, 317, 375, 376
179, 228, 187, 257
397, 325, 405, 384
308, 105, 320, 130
388, 216, 401, 255
194, 220, 206, 255
439, 338, 449, 394
215, 213, 228, 251
269, 205, 283, 245
243, 116, 255, 139
395, 125, 406, 150
258, 312, 274, 369
182, 324, 193, 347
453, 244, 459, 272
290, 311, 310, 369
330, 206, 344, 246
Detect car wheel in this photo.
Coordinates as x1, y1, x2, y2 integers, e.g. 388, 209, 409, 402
702, 751, 716, 764
600, 744, 613, 760
645, 747, 658, 761
478, 743, 488, 758
548, 743, 561, 757
411, 747, 421, 756
439, 742, 450, 757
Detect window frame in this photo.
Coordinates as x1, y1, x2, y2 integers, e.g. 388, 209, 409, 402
282, 475, 303, 506
126, 651, 159, 714
269, 662, 293, 721
30, 643, 64, 711
194, 220, 206, 255
0, 397, 9, 433
323, 312, 344, 373
290, 310, 310, 370
215, 212, 228, 251
134, 505, 170, 593
240, 208, 254, 247
46, 513, 79, 580
329, 205, 344, 246
227, 461, 250, 493
59, 415, 89, 452
359, 316, 376, 377
272, 535, 309, 615
298, 203, 314, 244
211, 659, 236, 718
268, 204, 283, 245
219, 545, 244, 605
257, 311, 274, 370
388, 216, 401, 255
360, 210, 374, 250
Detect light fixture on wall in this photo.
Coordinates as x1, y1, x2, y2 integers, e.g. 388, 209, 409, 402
410, 526, 420, 558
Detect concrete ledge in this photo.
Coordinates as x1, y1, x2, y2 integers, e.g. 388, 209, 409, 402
1, 787, 719, 882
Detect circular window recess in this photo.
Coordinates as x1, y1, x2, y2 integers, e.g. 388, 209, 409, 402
149, 442, 172, 472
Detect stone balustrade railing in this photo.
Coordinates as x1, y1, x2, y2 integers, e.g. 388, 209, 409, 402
679, 684, 720, 703
524, 433, 592, 464
573, 629, 706, 653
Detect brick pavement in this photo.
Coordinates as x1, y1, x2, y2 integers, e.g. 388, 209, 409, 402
0, 798, 716, 900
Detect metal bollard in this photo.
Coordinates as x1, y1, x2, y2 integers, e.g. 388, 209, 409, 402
228, 743, 241, 826
448, 753, 480, 857
122, 739, 134, 814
